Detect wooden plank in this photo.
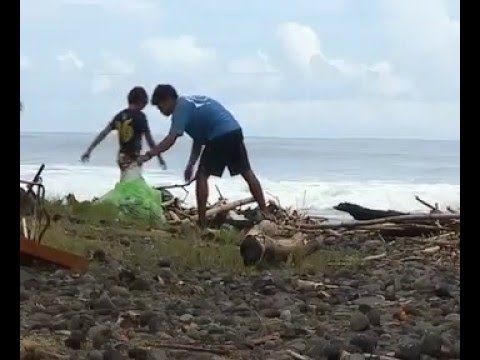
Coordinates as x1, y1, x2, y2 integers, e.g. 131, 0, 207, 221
20, 236, 88, 271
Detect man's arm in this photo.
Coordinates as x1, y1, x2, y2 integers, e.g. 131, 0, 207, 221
145, 133, 178, 158
187, 141, 202, 166
140, 99, 192, 163
144, 129, 167, 168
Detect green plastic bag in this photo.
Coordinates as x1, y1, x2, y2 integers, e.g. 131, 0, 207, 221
99, 175, 165, 223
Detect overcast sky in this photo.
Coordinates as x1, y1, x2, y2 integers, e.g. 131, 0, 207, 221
20, 0, 460, 140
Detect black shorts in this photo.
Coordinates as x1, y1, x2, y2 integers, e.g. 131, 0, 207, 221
199, 129, 251, 177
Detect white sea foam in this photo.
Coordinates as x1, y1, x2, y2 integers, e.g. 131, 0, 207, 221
20, 164, 460, 219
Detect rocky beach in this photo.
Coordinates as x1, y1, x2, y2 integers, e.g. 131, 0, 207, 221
19, 199, 460, 360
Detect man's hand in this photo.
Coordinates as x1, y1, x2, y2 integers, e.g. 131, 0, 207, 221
157, 156, 167, 170
136, 153, 151, 166
81, 151, 91, 163
184, 164, 195, 182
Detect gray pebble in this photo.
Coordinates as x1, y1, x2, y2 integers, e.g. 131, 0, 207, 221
434, 283, 452, 298
350, 334, 378, 353
148, 317, 162, 334
147, 350, 167, 360
366, 309, 381, 326
20, 288, 30, 302
395, 342, 422, 360
358, 304, 372, 314
94, 292, 117, 311
261, 308, 281, 318
349, 354, 365, 360
451, 340, 460, 358
65, 330, 85, 350
103, 348, 127, 360
445, 313, 460, 329
157, 258, 171, 268
82, 274, 97, 283
385, 284, 396, 301
88, 324, 112, 350
69, 314, 95, 332
139, 311, 157, 327
179, 314, 194, 323
420, 332, 442, 357
350, 312, 370, 331
29, 312, 52, 323
323, 341, 344, 360
129, 277, 151, 291
413, 276, 434, 292
88, 350, 104, 360
127, 348, 147, 360
109, 285, 130, 297
280, 310, 292, 322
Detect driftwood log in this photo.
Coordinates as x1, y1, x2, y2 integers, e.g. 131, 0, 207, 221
239, 221, 323, 266
190, 197, 256, 221
300, 213, 460, 230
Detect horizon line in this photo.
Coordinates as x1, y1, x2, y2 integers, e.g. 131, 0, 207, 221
19, 131, 460, 142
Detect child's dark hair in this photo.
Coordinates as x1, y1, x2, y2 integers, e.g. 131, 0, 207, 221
127, 86, 148, 105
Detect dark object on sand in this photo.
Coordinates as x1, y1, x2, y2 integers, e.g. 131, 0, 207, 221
334, 202, 408, 221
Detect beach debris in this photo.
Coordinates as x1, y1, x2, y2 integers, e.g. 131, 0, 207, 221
146, 184, 461, 267
20, 164, 88, 271
20, 236, 88, 271
20, 164, 50, 242
46, 177, 460, 270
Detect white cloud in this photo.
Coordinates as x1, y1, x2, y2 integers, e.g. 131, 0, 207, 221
140, 35, 218, 71
202, 51, 282, 100
277, 22, 415, 99
90, 53, 135, 94
57, 50, 84, 72
362, 62, 416, 99
277, 22, 321, 70
20, 55, 32, 71
379, 0, 459, 98
381, 0, 459, 63
227, 51, 278, 75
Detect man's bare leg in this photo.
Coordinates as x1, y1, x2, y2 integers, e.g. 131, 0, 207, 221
196, 170, 210, 229
241, 169, 268, 212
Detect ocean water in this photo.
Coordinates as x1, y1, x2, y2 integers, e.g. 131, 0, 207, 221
20, 133, 460, 220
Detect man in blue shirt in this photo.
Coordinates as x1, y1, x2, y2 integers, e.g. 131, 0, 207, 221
137, 84, 269, 228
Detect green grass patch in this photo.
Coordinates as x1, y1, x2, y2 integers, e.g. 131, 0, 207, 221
41, 200, 362, 276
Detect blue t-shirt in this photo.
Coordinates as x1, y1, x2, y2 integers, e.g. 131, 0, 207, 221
169, 95, 241, 144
